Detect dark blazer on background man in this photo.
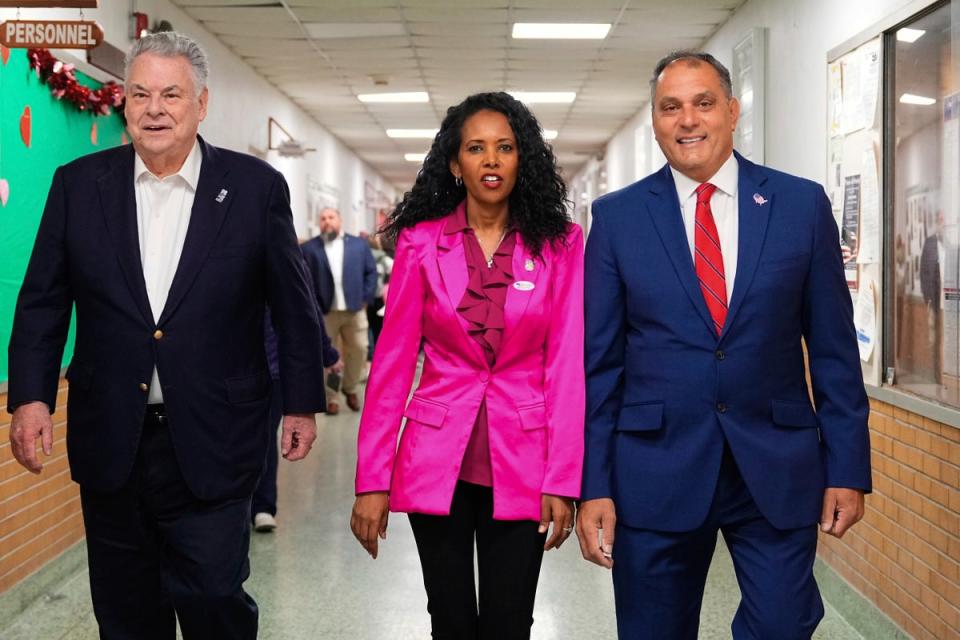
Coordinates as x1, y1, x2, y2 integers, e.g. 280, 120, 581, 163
8, 136, 327, 502
301, 232, 377, 314
582, 152, 872, 533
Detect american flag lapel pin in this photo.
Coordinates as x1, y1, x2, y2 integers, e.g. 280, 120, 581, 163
753, 193, 768, 205
215, 189, 228, 203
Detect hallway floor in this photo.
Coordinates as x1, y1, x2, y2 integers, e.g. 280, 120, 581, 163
2, 399, 868, 639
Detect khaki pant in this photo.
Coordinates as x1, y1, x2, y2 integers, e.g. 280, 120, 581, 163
324, 309, 368, 402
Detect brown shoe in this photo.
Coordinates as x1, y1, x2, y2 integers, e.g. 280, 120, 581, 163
327, 401, 340, 415
345, 393, 361, 412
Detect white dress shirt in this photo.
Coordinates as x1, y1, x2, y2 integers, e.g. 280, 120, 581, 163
134, 141, 202, 403
324, 232, 347, 312
670, 153, 740, 303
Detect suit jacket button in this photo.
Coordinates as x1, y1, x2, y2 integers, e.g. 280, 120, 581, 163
716, 402, 727, 413
139, 383, 149, 392
479, 372, 489, 383
153, 329, 164, 340
715, 350, 725, 360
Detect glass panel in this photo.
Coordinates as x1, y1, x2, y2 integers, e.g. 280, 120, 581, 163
892, 2, 960, 405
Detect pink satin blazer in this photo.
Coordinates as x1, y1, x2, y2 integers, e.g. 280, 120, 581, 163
355, 208, 585, 521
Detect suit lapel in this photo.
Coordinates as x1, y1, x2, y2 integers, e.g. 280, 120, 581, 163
159, 138, 233, 325
499, 233, 541, 352
435, 209, 490, 369
646, 165, 717, 336
722, 154, 772, 339
97, 145, 153, 325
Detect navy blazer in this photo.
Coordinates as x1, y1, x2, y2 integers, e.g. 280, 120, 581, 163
582, 153, 872, 532
301, 233, 377, 314
7, 137, 327, 501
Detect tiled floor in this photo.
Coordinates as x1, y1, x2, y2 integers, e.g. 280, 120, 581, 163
1, 401, 865, 639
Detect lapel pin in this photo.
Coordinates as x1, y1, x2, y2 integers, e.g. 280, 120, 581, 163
524, 258, 535, 272
753, 193, 767, 205
514, 280, 535, 291
215, 189, 228, 203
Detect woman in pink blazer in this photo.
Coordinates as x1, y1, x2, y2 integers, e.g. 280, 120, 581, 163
351, 92, 584, 639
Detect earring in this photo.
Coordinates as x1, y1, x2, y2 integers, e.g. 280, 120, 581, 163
455, 175, 463, 187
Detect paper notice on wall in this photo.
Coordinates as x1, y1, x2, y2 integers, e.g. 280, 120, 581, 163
840, 55, 864, 135
853, 281, 876, 362
842, 175, 861, 289
860, 39, 881, 130
857, 146, 881, 263
829, 62, 843, 138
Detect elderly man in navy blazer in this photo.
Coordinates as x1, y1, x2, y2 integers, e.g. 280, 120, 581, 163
7, 32, 325, 640
301, 207, 377, 414
576, 51, 872, 639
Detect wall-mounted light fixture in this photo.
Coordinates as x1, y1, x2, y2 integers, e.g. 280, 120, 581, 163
268, 117, 316, 157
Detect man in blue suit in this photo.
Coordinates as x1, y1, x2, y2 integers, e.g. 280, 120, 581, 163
576, 51, 872, 639
7, 32, 325, 639
301, 207, 376, 414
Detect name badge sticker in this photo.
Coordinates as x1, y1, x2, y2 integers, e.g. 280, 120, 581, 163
514, 281, 535, 291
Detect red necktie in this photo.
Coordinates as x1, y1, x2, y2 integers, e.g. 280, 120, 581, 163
694, 183, 726, 335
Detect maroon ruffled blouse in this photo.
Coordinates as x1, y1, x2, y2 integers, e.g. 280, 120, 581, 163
444, 203, 516, 486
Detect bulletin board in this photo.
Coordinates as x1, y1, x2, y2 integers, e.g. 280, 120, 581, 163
827, 36, 883, 385
0, 46, 126, 384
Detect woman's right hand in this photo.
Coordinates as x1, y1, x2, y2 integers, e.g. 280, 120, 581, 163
351, 492, 390, 559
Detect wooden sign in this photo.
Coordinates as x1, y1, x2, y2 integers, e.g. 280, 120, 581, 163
0, 1, 98, 7
1, 20, 104, 49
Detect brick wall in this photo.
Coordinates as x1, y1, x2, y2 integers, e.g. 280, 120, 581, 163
0, 383, 84, 595
819, 398, 960, 640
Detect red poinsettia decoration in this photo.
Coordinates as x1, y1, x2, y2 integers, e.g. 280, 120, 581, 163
26, 48, 123, 116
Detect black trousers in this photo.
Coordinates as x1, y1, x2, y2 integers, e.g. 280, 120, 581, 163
252, 379, 283, 517
408, 481, 547, 640
79, 405, 258, 640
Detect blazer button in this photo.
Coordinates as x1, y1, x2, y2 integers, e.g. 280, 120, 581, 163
154, 329, 164, 340
715, 350, 725, 360
479, 372, 489, 383
716, 402, 727, 413
139, 383, 149, 392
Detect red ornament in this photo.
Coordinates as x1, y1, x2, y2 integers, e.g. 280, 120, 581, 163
1, 46, 9, 66
20, 106, 31, 148
26, 49, 123, 117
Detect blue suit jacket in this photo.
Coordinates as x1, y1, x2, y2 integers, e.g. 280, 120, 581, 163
582, 153, 872, 532
7, 137, 327, 501
301, 234, 377, 314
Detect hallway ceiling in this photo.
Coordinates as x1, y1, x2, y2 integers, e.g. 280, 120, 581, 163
172, 0, 743, 190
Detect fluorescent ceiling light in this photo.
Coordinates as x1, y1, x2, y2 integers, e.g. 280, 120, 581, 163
305, 23, 405, 39
512, 23, 611, 40
543, 129, 558, 140
509, 91, 576, 104
899, 93, 936, 106
386, 129, 438, 139
897, 28, 926, 43
358, 92, 429, 103
405, 153, 427, 162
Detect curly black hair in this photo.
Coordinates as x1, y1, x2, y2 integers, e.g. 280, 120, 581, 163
381, 91, 570, 257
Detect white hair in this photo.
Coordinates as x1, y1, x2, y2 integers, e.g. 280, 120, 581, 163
125, 31, 209, 93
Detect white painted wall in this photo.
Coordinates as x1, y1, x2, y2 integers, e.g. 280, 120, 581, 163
1, 1, 395, 237
578, 0, 919, 195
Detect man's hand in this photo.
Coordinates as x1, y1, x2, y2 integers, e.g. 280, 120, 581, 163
540, 494, 575, 550
10, 401, 53, 474
576, 498, 617, 568
280, 413, 316, 461
351, 492, 389, 559
325, 358, 345, 375
820, 487, 865, 538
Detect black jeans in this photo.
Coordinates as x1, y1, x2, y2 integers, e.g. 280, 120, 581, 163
408, 481, 547, 640
80, 405, 258, 640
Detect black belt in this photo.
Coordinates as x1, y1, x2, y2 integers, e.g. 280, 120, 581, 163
144, 403, 167, 425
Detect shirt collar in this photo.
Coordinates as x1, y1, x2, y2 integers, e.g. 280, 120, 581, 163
670, 152, 739, 202
134, 139, 202, 190
444, 200, 470, 235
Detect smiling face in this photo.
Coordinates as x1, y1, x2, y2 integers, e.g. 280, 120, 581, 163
124, 53, 207, 175
449, 109, 519, 211
652, 59, 739, 183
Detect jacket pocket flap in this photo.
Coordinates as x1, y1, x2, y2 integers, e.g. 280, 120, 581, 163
771, 400, 818, 428
65, 364, 93, 390
404, 396, 447, 428
616, 402, 664, 432
226, 372, 270, 404
517, 403, 547, 431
